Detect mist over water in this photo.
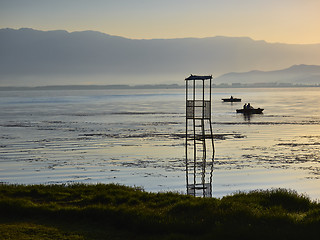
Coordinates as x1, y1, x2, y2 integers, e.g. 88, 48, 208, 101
0, 87, 320, 200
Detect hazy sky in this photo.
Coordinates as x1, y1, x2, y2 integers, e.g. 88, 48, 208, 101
1, 0, 320, 44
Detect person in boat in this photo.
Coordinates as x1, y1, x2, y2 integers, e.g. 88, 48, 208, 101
243, 103, 247, 109
230, 96, 233, 99
247, 103, 253, 109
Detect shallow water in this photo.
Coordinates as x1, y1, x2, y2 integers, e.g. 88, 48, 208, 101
1, 87, 320, 200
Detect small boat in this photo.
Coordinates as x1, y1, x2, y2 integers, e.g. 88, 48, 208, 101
236, 108, 264, 114
222, 96, 241, 102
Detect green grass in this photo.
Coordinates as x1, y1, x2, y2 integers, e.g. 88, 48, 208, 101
1, 183, 319, 239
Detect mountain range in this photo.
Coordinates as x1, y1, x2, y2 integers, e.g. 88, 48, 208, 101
1, 28, 320, 86
215, 64, 320, 85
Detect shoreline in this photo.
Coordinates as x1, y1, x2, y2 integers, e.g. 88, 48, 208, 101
1, 84, 320, 91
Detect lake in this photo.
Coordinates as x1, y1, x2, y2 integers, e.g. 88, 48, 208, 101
1, 87, 320, 200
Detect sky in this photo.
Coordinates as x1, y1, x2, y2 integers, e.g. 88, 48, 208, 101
1, 0, 320, 44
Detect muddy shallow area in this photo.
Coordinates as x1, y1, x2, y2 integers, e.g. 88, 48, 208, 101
1, 88, 320, 200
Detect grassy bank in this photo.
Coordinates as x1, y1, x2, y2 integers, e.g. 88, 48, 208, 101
1, 183, 319, 239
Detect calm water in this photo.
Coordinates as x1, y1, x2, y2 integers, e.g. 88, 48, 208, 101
1, 87, 320, 200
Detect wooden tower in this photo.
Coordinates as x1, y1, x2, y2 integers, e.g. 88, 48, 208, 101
185, 75, 215, 197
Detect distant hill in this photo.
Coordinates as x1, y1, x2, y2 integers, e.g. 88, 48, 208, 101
214, 64, 320, 85
1, 28, 320, 86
